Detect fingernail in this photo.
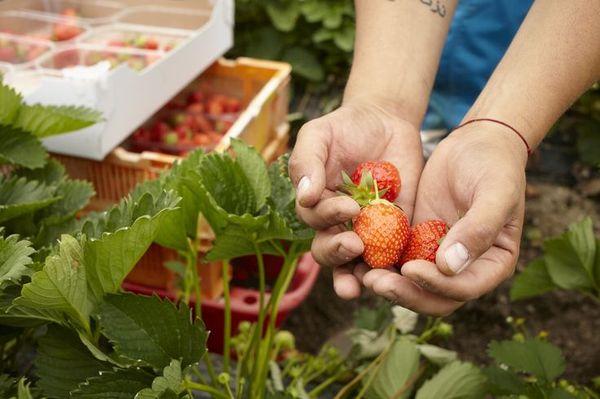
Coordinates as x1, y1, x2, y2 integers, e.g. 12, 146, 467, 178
297, 176, 310, 199
444, 243, 470, 274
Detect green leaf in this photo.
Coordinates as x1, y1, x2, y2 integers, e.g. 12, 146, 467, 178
231, 139, 271, 210
15, 378, 34, 399
135, 360, 184, 398
265, 1, 301, 32
35, 325, 111, 399
483, 366, 527, 397
0, 176, 60, 224
266, 154, 314, 242
0, 125, 46, 169
312, 28, 335, 44
15, 158, 66, 185
72, 368, 154, 398
0, 282, 61, 327
549, 388, 579, 399
282, 47, 325, 82
566, 218, 596, 276
82, 191, 180, 304
15, 235, 91, 331
391, 306, 418, 334
0, 235, 34, 288
97, 293, 207, 369
353, 303, 392, 332
544, 218, 597, 291
333, 23, 355, 52
576, 121, 600, 166
0, 81, 23, 125
244, 27, 285, 60
16, 104, 102, 138
488, 339, 566, 382
417, 345, 458, 367
415, 361, 487, 399
510, 259, 557, 301
365, 338, 421, 399
0, 374, 16, 398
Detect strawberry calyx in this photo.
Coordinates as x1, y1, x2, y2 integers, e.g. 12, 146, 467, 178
339, 170, 388, 207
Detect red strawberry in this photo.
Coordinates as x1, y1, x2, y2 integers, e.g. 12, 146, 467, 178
401, 220, 448, 264
351, 161, 401, 202
0, 46, 16, 63
353, 200, 410, 269
53, 23, 82, 41
145, 38, 159, 50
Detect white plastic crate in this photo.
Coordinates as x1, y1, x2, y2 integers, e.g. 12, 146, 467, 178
0, 0, 234, 160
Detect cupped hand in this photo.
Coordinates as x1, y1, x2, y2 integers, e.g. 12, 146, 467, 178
363, 122, 528, 315
288, 99, 424, 300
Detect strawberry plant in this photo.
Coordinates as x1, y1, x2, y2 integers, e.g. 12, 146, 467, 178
231, 0, 355, 83
484, 318, 599, 399
511, 218, 600, 302
335, 304, 486, 399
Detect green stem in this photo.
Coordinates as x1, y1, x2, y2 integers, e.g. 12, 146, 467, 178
248, 242, 267, 395
334, 328, 397, 399
191, 366, 208, 384
255, 250, 300, 397
184, 380, 229, 399
222, 260, 232, 374
309, 369, 347, 398
204, 355, 218, 387
187, 238, 202, 319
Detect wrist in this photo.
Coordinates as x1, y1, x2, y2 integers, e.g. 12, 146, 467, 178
341, 92, 424, 133
448, 122, 529, 170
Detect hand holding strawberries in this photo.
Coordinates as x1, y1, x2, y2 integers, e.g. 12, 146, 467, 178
288, 99, 424, 300
292, 112, 529, 316
398, 123, 527, 314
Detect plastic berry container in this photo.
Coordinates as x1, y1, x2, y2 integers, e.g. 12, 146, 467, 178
37, 45, 162, 73
80, 24, 188, 53
16, 0, 124, 25
0, 33, 53, 68
0, 11, 88, 42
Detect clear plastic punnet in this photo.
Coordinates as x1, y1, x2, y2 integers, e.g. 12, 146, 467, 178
0, 10, 88, 42
14, 0, 124, 25
0, 33, 53, 67
37, 45, 162, 73
80, 24, 189, 53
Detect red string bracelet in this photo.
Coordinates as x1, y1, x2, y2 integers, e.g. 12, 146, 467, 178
451, 118, 532, 156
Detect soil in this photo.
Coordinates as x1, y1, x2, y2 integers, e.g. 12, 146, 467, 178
283, 141, 600, 384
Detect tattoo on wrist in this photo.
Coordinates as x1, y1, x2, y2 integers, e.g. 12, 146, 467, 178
388, 0, 447, 18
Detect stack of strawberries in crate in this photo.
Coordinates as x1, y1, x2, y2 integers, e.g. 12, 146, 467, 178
130, 89, 243, 156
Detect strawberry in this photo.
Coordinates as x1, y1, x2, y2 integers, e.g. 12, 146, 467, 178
351, 161, 401, 202
400, 220, 448, 264
354, 200, 410, 269
144, 38, 159, 50
0, 46, 16, 63
53, 23, 82, 41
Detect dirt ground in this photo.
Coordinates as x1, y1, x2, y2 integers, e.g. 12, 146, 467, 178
283, 141, 600, 384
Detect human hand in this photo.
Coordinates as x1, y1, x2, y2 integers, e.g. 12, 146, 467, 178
289, 99, 424, 300
360, 122, 528, 315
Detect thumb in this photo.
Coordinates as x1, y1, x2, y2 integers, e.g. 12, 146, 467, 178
436, 188, 517, 275
288, 121, 329, 208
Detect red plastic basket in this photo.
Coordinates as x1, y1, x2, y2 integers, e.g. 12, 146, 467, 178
122, 253, 320, 353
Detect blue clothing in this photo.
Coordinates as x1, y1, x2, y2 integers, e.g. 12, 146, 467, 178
423, 0, 534, 130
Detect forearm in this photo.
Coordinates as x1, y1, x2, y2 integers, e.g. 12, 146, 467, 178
344, 0, 458, 127
465, 0, 600, 149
